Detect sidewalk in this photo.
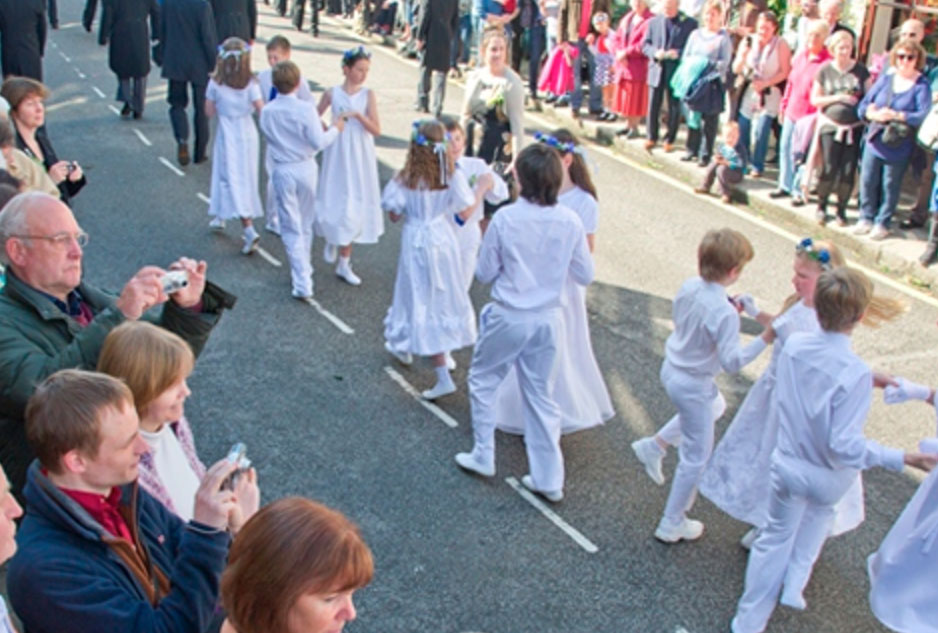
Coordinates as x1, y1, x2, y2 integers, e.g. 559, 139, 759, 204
327, 13, 938, 294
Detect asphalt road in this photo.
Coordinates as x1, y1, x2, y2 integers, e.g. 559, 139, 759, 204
27, 2, 938, 632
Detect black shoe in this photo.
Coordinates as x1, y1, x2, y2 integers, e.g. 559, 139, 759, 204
194, 154, 209, 165
414, 103, 429, 114
82, 22, 92, 32
900, 217, 927, 230
177, 143, 190, 167
51, 22, 59, 29
680, 153, 697, 162
768, 189, 789, 199
545, 94, 558, 104
120, 103, 132, 118
791, 197, 806, 207
698, 157, 711, 168
132, 111, 142, 120
555, 95, 570, 107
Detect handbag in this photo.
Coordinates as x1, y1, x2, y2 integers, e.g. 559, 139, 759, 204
871, 76, 914, 149
917, 105, 938, 150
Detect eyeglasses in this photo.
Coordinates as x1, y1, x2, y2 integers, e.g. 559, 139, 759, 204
896, 53, 916, 61
12, 230, 89, 249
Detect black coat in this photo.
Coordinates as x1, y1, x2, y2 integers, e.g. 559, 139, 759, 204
417, 0, 458, 73
157, 0, 217, 83
0, 0, 46, 81
99, 0, 160, 79
210, 0, 255, 44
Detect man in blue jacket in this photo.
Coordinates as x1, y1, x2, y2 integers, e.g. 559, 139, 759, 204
7, 369, 260, 633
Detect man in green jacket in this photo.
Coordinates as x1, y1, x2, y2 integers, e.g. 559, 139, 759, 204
0, 192, 236, 497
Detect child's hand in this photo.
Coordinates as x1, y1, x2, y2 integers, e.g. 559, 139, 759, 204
735, 293, 760, 318
477, 172, 494, 193
715, 155, 728, 166
873, 372, 901, 390
883, 377, 931, 402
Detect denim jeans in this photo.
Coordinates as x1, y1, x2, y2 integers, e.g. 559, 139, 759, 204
859, 149, 910, 229
571, 39, 602, 114
527, 23, 546, 96
452, 14, 473, 65
738, 112, 775, 173
777, 119, 796, 193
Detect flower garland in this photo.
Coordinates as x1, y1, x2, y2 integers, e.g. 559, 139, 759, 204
342, 45, 371, 66
796, 237, 831, 268
411, 120, 450, 185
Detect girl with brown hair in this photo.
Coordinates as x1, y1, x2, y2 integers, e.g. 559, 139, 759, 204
205, 37, 265, 256
382, 119, 478, 400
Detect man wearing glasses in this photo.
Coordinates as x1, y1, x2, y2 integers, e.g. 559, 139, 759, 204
0, 192, 235, 498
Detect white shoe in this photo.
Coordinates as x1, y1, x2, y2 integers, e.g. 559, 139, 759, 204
455, 451, 495, 477
853, 220, 873, 235
324, 243, 338, 264
241, 226, 260, 255
336, 259, 362, 286
654, 517, 704, 543
445, 352, 456, 371
384, 341, 412, 366
631, 437, 665, 485
265, 222, 280, 236
521, 474, 563, 503
869, 224, 890, 241
421, 378, 456, 400
740, 527, 760, 550
208, 217, 226, 231
292, 289, 313, 300
780, 588, 807, 611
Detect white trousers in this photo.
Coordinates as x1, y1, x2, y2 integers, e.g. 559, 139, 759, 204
468, 303, 564, 492
264, 150, 279, 230
271, 160, 317, 297
658, 361, 727, 523
732, 453, 857, 633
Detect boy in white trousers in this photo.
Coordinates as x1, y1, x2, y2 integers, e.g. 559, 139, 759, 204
731, 268, 935, 633
259, 61, 343, 299
632, 229, 771, 542
454, 144, 594, 503
257, 36, 314, 236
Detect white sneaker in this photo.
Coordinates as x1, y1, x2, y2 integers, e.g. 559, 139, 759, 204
521, 474, 563, 503
631, 437, 665, 485
740, 527, 760, 550
421, 377, 456, 400
265, 222, 280, 236
336, 259, 362, 286
241, 226, 260, 255
208, 217, 226, 231
853, 220, 873, 235
324, 243, 338, 264
869, 224, 890, 241
780, 588, 807, 611
654, 517, 704, 543
292, 289, 313, 300
445, 352, 456, 371
455, 450, 495, 477
384, 341, 412, 366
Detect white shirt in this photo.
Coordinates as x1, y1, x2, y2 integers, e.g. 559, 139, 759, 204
259, 93, 338, 164
257, 68, 314, 103
664, 277, 767, 377
775, 330, 905, 472
477, 198, 593, 311
452, 156, 509, 230
0, 598, 16, 633
558, 186, 598, 234
140, 424, 201, 521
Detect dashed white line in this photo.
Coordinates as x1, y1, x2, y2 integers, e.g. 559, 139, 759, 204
58, 51, 71, 62
383, 366, 458, 428
74, 68, 86, 79
504, 476, 599, 554
107, 104, 122, 116
158, 156, 185, 177
196, 192, 211, 205
132, 128, 152, 146
300, 297, 356, 335
254, 246, 283, 268
92, 86, 106, 99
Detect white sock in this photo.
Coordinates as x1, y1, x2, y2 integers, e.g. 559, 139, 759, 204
434, 365, 452, 385
338, 255, 350, 266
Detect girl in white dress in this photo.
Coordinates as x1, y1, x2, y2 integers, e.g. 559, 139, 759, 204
383, 120, 478, 400
316, 47, 383, 286
205, 38, 264, 255
495, 130, 614, 435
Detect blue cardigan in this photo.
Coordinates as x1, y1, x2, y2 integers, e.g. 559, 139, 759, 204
858, 71, 931, 162
7, 461, 231, 633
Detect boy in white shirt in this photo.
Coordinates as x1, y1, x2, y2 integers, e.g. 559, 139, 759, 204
257, 36, 314, 236
633, 229, 771, 542
454, 144, 594, 503
731, 268, 936, 633
259, 61, 343, 300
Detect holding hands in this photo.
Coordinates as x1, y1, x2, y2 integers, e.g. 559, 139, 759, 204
884, 377, 933, 404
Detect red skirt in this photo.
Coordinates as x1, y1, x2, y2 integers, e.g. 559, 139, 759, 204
614, 79, 648, 118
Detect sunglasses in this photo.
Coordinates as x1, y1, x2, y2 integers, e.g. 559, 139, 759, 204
896, 53, 916, 61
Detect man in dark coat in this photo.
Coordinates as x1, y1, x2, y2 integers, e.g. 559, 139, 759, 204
416, 0, 459, 118
157, 0, 218, 166
210, 0, 256, 45
641, 0, 696, 152
0, 0, 46, 82
99, 0, 160, 119
48, 0, 58, 29
82, 0, 99, 32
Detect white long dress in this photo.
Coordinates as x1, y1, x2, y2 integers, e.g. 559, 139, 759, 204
868, 464, 938, 633
698, 299, 865, 535
382, 172, 478, 356
494, 186, 615, 435
315, 86, 384, 246
206, 79, 263, 221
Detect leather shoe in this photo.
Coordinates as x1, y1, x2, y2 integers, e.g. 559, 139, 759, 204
120, 103, 132, 118
900, 217, 926, 230
644, 140, 656, 152
177, 143, 190, 166
662, 142, 674, 153
768, 189, 789, 199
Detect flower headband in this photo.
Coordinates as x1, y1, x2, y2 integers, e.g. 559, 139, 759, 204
796, 238, 831, 269
218, 44, 250, 59
343, 46, 371, 65
534, 131, 585, 156
411, 120, 450, 185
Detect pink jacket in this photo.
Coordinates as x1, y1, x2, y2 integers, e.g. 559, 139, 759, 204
613, 7, 653, 84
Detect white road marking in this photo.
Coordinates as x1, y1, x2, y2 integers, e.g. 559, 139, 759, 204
92, 86, 106, 99
197, 192, 211, 205
254, 246, 283, 268
676, 628, 692, 633
59, 51, 71, 62
300, 297, 355, 335
504, 476, 599, 554
74, 68, 86, 79
383, 366, 458, 428
132, 128, 152, 146
158, 156, 185, 177
107, 104, 122, 116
